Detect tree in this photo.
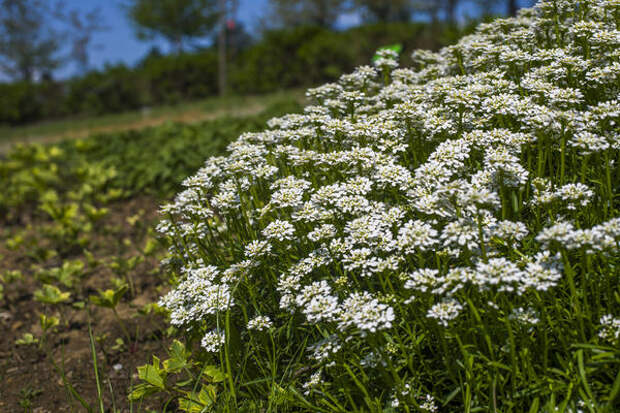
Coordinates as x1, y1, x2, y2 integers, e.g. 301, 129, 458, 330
126, 0, 220, 53
267, 0, 348, 29
413, 0, 444, 24
475, 0, 526, 18
414, 0, 462, 24
354, 0, 414, 23
0, 0, 106, 82
0, 0, 61, 82
65, 7, 109, 74
444, 0, 460, 24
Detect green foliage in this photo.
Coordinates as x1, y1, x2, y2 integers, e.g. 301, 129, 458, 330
15, 333, 39, 346
232, 22, 457, 93
353, 0, 414, 22
34, 284, 71, 305
0, 0, 61, 82
39, 313, 60, 333
89, 285, 128, 309
0, 84, 303, 411
36, 260, 85, 288
126, 0, 219, 52
0, 99, 301, 219
129, 339, 226, 412
268, 0, 348, 28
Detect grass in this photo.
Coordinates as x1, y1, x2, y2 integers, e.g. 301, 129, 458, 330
0, 89, 305, 152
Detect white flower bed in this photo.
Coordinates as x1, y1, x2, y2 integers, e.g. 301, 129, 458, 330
157, 1, 620, 410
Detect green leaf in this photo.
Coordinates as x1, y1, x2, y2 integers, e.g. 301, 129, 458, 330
163, 339, 190, 373
197, 384, 217, 406
34, 284, 71, 305
137, 356, 166, 389
203, 365, 226, 383
178, 385, 216, 412
16, 333, 38, 345
128, 383, 159, 401
39, 313, 60, 332
89, 284, 127, 308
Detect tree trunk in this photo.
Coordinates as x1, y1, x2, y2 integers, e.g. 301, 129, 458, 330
317, 0, 330, 28
508, 0, 518, 16
218, 0, 227, 96
20, 64, 33, 83
370, 4, 391, 22
446, 0, 458, 24
174, 35, 183, 54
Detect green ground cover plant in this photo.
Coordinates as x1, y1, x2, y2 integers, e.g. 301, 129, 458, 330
0, 99, 301, 411
145, 1, 620, 411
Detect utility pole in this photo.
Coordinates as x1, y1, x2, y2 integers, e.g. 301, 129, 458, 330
218, 0, 227, 96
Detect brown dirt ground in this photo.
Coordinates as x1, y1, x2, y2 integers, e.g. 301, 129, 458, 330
0, 197, 174, 412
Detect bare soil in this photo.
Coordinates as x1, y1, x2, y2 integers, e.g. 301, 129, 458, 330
0, 197, 173, 412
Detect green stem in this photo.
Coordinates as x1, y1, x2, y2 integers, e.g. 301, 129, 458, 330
560, 134, 566, 185
561, 251, 586, 342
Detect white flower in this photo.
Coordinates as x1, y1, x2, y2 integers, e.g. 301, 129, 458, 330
201, 330, 225, 352
247, 315, 273, 331
419, 394, 439, 412
338, 291, 395, 334
427, 299, 463, 327
598, 315, 620, 343
302, 371, 322, 395
245, 240, 272, 258
509, 307, 540, 326
262, 220, 296, 242
307, 335, 341, 362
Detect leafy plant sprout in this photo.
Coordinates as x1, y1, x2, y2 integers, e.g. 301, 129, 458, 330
143, 1, 620, 411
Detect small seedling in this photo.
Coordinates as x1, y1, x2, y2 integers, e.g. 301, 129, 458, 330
15, 333, 39, 346
18, 386, 42, 412
90, 284, 128, 310
34, 284, 71, 305
39, 313, 60, 333
36, 260, 84, 288
90, 284, 130, 342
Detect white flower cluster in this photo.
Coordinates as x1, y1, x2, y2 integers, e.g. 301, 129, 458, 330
247, 315, 273, 331
598, 314, 620, 343
158, 0, 619, 408
201, 330, 225, 352
158, 265, 233, 326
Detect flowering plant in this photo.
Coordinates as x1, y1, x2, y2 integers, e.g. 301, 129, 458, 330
153, 1, 620, 411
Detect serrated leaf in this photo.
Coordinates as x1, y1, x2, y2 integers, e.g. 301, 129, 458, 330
164, 339, 190, 373
203, 365, 226, 383
137, 356, 165, 389
198, 384, 216, 406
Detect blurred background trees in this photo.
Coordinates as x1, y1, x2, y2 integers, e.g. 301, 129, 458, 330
125, 0, 221, 53
0, 0, 534, 125
0, 0, 62, 82
267, 0, 348, 28
354, 0, 414, 23
0, 0, 105, 82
